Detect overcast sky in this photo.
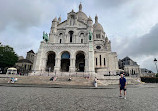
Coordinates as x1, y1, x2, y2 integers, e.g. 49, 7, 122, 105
0, 0, 158, 72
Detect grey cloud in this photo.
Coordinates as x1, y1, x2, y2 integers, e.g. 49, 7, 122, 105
0, 0, 43, 32
112, 23, 158, 58
111, 23, 158, 69
94, 0, 130, 8
126, 23, 158, 57
0, 0, 74, 58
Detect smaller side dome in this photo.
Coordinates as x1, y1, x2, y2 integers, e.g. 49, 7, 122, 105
93, 15, 104, 31
93, 23, 104, 31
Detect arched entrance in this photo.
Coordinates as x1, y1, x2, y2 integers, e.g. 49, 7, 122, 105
46, 51, 55, 72
76, 51, 85, 72
61, 51, 70, 72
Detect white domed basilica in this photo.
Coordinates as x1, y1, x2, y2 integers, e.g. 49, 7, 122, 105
32, 3, 119, 77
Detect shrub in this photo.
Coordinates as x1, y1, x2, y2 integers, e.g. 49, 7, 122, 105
141, 77, 158, 83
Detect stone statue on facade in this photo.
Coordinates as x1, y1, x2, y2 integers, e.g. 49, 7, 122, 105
43, 31, 48, 42
89, 31, 92, 40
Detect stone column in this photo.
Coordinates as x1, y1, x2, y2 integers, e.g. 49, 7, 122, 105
69, 58, 75, 72
38, 58, 47, 76
66, 34, 68, 43
129, 69, 130, 75
85, 58, 88, 73
42, 58, 47, 71
54, 58, 61, 73
75, 35, 77, 43
88, 40, 95, 75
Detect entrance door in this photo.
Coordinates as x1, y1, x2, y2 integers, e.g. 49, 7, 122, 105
76, 52, 85, 72
61, 59, 70, 72
61, 52, 70, 72
46, 51, 55, 72
79, 63, 84, 72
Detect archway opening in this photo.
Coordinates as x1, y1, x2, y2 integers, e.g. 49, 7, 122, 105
61, 52, 70, 72
46, 51, 55, 72
76, 52, 85, 72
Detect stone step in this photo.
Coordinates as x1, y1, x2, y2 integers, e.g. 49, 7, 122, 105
0, 75, 141, 86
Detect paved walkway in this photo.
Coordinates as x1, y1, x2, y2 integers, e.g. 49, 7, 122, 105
0, 84, 158, 111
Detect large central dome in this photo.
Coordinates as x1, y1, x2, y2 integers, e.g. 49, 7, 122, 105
77, 11, 88, 22
76, 3, 88, 23
93, 15, 104, 31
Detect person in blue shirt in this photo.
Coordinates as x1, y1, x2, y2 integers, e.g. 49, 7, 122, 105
119, 73, 127, 99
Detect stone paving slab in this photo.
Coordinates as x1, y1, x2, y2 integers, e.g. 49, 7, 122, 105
0, 84, 158, 111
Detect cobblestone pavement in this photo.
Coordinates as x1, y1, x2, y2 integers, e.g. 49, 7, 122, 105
0, 84, 158, 111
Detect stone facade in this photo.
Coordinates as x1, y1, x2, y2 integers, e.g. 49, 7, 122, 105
118, 56, 141, 75
32, 3, 119, 77
140, 68, 155, 77
16, 50, 35, 72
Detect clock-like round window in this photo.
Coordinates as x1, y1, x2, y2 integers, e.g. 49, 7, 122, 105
96, 46, 101, 49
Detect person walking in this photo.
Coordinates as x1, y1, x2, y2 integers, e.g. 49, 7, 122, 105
119, 73, 127, 99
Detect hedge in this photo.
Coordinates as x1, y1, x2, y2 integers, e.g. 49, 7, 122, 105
141, 77, 158, 83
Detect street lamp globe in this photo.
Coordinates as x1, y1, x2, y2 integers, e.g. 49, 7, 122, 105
154, 58, 157, 63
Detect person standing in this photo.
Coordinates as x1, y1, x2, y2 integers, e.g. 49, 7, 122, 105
119, 74, 127, 99
94, 77, 98, 87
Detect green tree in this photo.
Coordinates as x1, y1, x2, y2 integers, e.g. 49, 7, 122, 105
0, 45, 18, 69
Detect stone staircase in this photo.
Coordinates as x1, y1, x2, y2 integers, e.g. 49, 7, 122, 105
97, 76, 141, 86
54, 77, 94, 86
0, 75, 95, 86
0, 75, 141, 87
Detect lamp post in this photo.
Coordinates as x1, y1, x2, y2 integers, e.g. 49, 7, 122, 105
154, 58, 158, 74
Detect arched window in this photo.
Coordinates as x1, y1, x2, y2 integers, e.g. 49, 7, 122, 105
96, 34, 100, 39
69, 31, 73, 43
80, 33, 84, 37
25, 65, 26, 70
60, 39, 62, 43
96, 58, 97, 66
59, 33, 63, 37
61, 52, 70, 59
100, 55, 102, 66
81, 39, 83, 43
104, 58, 106, 66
